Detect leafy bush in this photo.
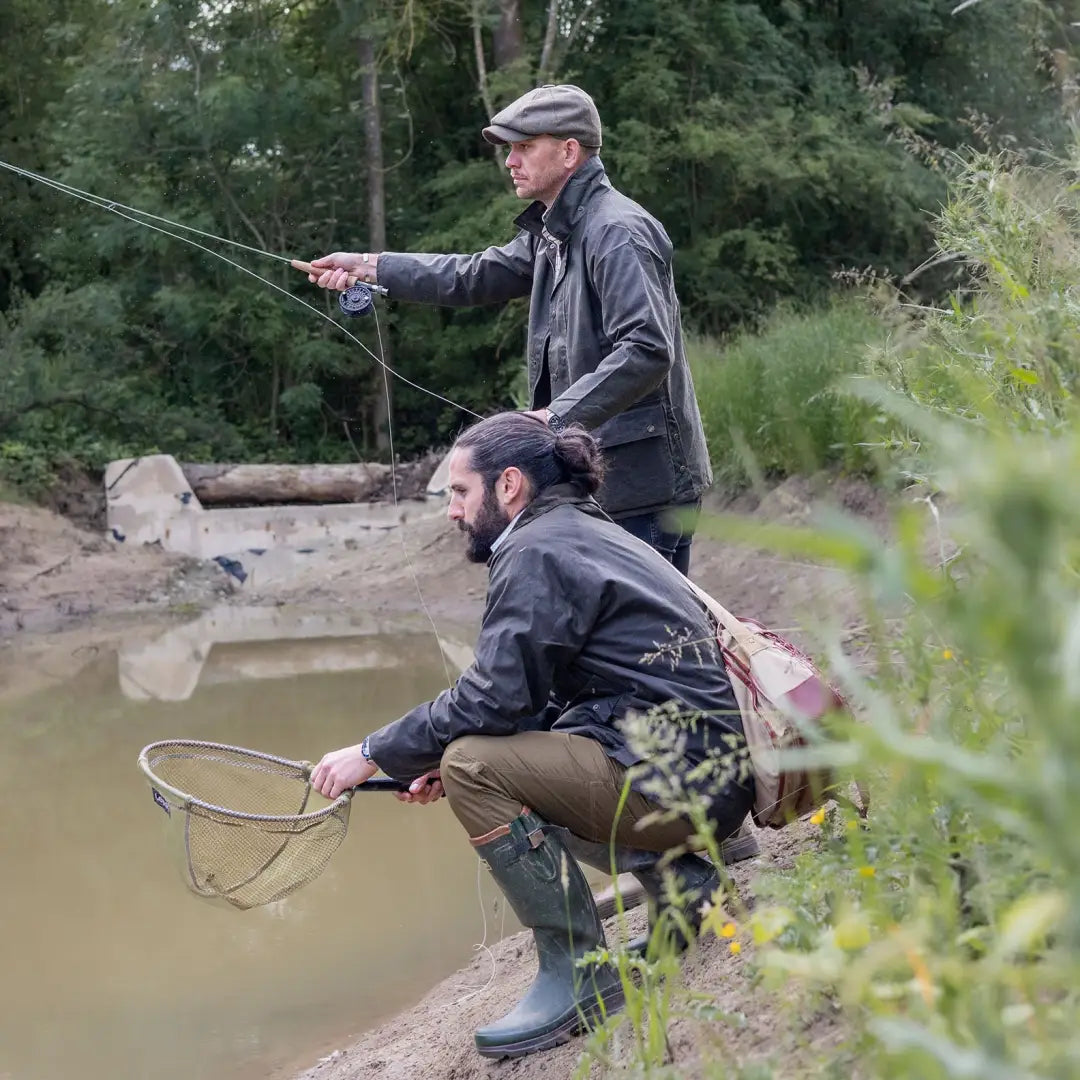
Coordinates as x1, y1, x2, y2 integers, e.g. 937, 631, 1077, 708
580, 145, 1080, 1079
689, 302, 886, 491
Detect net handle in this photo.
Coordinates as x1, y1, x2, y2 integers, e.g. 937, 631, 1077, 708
136, 739, 430, 798
355, 777, 407, 793
353, 776, 435, 794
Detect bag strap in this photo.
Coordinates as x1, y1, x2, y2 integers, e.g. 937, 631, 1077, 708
685, 578, 761, 655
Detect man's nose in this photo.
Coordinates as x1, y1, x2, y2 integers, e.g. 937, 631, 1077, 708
505, 150, 520, 168
447, 500, 464, 521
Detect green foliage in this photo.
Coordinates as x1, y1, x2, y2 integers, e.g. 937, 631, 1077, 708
578, 144, 1080, 1076
689, 302, 885, 490
1, 0, 1073, 487
869, 147, 1080, 446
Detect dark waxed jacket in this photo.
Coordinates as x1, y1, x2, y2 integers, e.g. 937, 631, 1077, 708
377, 158, 712, 517
366, 487, 747, 811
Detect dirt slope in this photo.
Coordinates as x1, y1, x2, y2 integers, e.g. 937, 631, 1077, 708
1, 473, 892, 1078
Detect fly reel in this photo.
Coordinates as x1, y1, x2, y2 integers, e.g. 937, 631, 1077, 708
339, 282, 376, 318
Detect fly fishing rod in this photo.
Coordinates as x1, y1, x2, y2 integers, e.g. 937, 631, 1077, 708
290, 258, 388, 318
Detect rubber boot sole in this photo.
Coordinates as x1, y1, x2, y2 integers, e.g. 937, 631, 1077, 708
719, 825, 761, 864
475, 983, 626, 1059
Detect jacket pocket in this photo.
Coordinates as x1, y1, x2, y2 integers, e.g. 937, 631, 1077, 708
594, 401, 677, 515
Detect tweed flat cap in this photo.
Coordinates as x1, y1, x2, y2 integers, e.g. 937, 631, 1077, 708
482, 84, 602, 148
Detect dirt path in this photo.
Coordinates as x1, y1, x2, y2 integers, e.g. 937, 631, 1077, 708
0, 473, 891, 1078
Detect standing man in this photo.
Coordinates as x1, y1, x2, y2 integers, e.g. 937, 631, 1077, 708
306, 83, 712, 575
309, 412, 755, 1060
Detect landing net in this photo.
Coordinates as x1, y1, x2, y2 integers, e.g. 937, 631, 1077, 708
138, 739, 352, 910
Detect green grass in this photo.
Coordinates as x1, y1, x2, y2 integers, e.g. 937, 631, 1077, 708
688, 301, 886, 490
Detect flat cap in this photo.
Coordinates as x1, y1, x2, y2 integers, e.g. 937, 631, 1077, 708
482, 84, 602, 148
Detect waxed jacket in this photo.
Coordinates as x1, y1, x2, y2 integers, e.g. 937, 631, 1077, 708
366, 487, 748, 813
377, 158, 713, 517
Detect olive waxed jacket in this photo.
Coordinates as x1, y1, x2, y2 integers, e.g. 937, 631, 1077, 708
377, 158, 712, 517
366, 487, 748, 813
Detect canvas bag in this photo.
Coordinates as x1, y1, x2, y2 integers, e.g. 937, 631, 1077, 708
686, 580, 845, 829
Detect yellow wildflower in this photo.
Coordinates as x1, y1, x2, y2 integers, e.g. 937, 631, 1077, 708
751, 906, 794, 945
846, 819, 858, 830
833, 911, 872, 950
720, 921, 737, 939
858, 866, 876, 878
943, 649, 953, 660
729, 941, 742, 955
810, 807, 826, 826
698, 902, 730, 941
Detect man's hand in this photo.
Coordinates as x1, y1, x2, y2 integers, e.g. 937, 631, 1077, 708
309, 744, 378, 799
307, 252, 380, 290
394, 769, 445, 806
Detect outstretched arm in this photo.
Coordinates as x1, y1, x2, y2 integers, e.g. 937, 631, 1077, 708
300, 232, 536, 307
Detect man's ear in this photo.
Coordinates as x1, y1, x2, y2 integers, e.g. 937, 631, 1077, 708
498, 466, 527, 506
563, 138, 583, 168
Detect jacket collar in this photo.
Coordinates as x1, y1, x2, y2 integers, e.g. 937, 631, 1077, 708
488, 484, 605, 564
513, 157, 609, 242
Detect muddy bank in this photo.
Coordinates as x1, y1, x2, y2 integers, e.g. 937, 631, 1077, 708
291, 821, 847, 1080
0, 472, 894, 1078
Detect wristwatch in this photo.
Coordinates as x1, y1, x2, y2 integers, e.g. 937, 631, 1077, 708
360, 736, 373, 764
547, 410, 566, 434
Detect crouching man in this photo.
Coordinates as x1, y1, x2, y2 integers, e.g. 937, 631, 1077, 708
310, 412, 754, 1059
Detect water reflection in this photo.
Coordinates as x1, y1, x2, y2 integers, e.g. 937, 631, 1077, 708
0, 611, 504, 1080
117, 605, 475, 701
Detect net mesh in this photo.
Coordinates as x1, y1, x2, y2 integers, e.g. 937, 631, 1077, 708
139, 740, 352, 910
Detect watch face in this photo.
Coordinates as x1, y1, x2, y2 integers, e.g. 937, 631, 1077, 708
339, 283, 374, 317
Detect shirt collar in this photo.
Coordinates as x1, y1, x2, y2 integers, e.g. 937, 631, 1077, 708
489, 509, 525, 555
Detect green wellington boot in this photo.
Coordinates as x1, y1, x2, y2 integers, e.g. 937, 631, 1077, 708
563, 835, 722, 955
472, 810, 625, 1059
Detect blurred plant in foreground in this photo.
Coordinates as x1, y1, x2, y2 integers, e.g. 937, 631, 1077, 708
576, 145, 1080, 1078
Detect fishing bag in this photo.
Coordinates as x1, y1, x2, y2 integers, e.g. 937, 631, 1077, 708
686, 580, 847, 829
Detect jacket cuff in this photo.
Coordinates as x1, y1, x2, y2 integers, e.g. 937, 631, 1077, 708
365, 722, 443, 782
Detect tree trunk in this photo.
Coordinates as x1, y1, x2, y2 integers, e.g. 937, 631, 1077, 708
493, 0, 523, 69
181, 462, 396, 505
359, 34, 392, 454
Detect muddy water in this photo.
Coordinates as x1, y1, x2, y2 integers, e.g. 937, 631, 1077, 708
0, 610, 510, 1080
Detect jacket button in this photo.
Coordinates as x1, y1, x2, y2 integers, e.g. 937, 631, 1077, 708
647, 424, 655, 433
592, 704, 600, 711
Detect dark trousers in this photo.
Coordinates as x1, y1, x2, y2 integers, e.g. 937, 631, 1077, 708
616, 501, 701, 577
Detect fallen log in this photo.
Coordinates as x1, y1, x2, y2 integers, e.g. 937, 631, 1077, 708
179, 460, 437, 506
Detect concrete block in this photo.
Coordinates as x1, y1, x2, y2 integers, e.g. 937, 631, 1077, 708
104, 454, 447, 566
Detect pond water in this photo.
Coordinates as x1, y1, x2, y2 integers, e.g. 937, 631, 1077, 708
0, 608, 513, 1080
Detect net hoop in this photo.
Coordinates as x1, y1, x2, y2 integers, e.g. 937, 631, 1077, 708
138, 739, 352, 824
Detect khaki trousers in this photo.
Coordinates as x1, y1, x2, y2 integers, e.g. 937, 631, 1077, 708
440, 731, 696, 849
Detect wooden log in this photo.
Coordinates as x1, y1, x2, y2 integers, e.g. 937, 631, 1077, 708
179, 462, 397, 505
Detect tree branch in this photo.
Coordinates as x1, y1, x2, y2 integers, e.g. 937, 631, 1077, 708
547, 1, 593, 81
537, 0, 559, 84
472, 0, 504, 171
472, 0, 496, 119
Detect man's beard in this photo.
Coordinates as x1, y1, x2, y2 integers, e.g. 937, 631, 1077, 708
459, 488, 511, 564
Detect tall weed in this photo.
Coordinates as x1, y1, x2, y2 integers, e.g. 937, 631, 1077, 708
579, 148, 1080, 1077
688, 303, 885, 490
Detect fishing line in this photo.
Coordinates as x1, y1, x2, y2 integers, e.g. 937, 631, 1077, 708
371, 304, 456, 690
4, 156, 474, 685
0, 158, 482, 420
442, 856, 500, 1009
0, 159, 292, 265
